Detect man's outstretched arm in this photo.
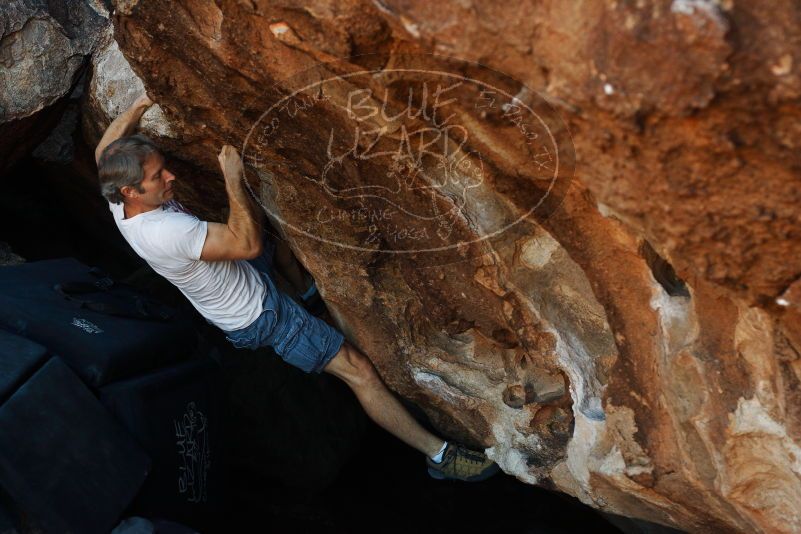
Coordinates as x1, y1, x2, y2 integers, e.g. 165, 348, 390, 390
95, 94, 153, 164
200, 145, 263, 261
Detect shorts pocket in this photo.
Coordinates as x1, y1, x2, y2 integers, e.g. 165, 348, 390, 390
282, 315, 342, 373
273, 309, 305, 356
291, 325, 327, 359
225, 329, 258, 350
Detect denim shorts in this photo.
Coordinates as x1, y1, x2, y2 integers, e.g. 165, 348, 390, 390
223, 244, 345, 374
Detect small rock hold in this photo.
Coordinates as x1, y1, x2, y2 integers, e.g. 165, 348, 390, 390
772, 54, 793, 77
529, 405, 574, 437
502, 384, 527, 409
269, 22, 302, 44
525, 370, 566, 404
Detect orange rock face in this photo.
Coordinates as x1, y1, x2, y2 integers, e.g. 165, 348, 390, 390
96, 1, 801, 531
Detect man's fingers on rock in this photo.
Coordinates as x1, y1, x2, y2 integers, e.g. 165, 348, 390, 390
135, 93, 153, 107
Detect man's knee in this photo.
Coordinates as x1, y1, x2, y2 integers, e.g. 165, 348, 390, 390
325, 342, 381, 389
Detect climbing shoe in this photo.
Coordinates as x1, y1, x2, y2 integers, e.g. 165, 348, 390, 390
426, 443, 500, 482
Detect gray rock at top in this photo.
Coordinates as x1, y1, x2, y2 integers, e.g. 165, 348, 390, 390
87, 24, 176, 140
0, 0, 108, 124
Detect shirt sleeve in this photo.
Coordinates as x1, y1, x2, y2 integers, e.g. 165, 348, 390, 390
155, 213, 208, 261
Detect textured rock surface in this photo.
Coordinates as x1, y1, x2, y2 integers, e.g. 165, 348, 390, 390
0, 0, 107, 172
87, 1, 801, 532
82, 24, 176, 143
0, 242, 24, 266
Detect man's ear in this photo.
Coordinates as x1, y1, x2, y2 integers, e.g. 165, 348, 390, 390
120, 185, 138, 199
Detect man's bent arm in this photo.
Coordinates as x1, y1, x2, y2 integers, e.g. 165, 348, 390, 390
200, 145, 263, 261
95, 94, 153, 164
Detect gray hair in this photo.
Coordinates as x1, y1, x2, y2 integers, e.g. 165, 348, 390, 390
98, 134, 160, 204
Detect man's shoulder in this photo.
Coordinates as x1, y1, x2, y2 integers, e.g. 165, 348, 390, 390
153, 209, 208, 262
150, 210, 206, 243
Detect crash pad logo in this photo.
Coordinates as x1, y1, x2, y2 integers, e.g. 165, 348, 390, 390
243, 54, 573, 265
174, 401, 210, 503
71, 317, 103, 334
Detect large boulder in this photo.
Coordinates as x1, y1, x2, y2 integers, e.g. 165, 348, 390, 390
0, 0, 107, 173
88, 1, 801, 532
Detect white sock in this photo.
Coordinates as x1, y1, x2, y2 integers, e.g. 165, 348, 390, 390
429, 441, 448, 463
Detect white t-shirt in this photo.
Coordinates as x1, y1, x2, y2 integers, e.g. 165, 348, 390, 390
109, 200, 266, 331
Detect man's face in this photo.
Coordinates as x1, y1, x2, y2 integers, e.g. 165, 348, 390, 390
130, 152, 176, 207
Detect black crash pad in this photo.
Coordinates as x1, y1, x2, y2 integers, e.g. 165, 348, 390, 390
0, 358, 150, 534
101, 357, 222, 527
0, 258, 197, 387
0, 330, 48, 403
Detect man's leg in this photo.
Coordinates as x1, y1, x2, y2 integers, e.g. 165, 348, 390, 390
225, 286, 499, 482
322, 341, 446, 458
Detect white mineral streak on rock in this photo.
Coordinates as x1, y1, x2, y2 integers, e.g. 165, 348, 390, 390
411, 369, 471, 407
671, 0, 717, 17
734, 306, 778, 402
400, 16, 421, 38
517, 228, 610, 420
599, 445, 627, 476
486, 420, 540, 485
596, 202, 637, 226
771, 54, 793, 77
87, 0, 109, 18
91, 27, 176, 138
458, 182, 517, 238
564, 405, 665, 519
706, 305, 801, 533
554, 328, 605, 421
596, 202, 616, 218
519, 233, 559, 269
730, 397, 801, 475
565, 410, 605, 491
371, 0, 394, 16
511, 226, 615, 489
724, 395, 801, 532
649, 279, 697, 356
670, 0, 728, 30
269, 22, 290, 36
608, 406, 654, 476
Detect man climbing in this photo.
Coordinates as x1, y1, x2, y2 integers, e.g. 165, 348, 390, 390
96, 93, 499, 482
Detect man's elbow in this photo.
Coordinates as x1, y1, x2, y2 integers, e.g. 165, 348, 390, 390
242, 240, 263, 260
